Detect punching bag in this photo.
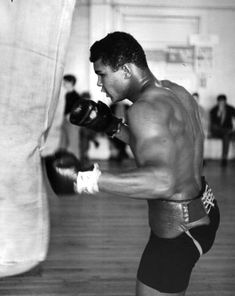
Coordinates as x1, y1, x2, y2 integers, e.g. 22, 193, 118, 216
0, 0, 75, 277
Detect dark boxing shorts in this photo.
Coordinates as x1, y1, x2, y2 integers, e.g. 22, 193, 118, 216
137, 180, 220, 293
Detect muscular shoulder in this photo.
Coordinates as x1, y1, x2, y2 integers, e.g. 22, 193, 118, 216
130, 88, 174, 120
127, 88, 177, 140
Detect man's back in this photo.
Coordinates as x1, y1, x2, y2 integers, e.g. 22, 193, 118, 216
160, 80, 204, 196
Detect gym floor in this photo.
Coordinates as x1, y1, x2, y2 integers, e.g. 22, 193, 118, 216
0, 159, 234, 296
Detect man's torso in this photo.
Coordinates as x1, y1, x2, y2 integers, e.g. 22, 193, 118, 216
128, 80, 203, 199
126, 80, 207, 236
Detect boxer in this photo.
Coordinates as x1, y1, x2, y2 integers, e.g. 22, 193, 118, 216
48, 32, 220, 296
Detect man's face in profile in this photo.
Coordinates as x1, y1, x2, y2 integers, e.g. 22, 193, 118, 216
63, 80, 74, 92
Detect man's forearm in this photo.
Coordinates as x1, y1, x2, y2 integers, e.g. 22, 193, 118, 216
98, 167, 174, 199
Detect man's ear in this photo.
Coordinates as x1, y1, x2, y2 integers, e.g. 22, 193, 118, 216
122, 64, 131, 79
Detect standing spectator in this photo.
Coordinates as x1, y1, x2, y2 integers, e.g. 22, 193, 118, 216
79, 91, 99, 165
63, 74, 81, 116
60, 74, 81, 151
210, 94, 235, 166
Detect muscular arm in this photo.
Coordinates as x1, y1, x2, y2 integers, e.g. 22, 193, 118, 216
98, 98, 176, 200
98, 163, 174, 199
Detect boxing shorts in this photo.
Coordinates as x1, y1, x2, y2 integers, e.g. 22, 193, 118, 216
137, 177, 220, 293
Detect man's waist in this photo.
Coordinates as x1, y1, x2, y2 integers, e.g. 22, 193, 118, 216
148, 179, 216, 238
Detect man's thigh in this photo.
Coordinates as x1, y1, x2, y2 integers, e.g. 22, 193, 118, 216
136, 280, 185, 296
137, 232, 199, 294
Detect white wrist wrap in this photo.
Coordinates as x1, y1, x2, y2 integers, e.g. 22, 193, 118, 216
75, 163, 101, 194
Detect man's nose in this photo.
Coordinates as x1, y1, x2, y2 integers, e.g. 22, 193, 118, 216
97, 77, 102, 87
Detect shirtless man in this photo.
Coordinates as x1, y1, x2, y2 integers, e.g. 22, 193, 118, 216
49, 32, 220, 295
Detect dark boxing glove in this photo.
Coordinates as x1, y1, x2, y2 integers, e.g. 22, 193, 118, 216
43, 150, 101, 195
69, 99, 123, 137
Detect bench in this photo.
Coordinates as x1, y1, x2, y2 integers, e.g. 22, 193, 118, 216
204, 135, 235, 160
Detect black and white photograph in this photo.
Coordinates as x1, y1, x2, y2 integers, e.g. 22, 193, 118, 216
0, 0, 234, 295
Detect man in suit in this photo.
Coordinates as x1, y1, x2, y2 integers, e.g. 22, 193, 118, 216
210, 94, 235, 166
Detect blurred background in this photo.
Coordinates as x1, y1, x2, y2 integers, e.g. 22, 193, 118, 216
52, 0, 235, 162
1, 1, 235, 295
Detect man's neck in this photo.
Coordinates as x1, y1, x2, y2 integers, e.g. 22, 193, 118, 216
128, 68, 158, 102
67, 88, 75, 94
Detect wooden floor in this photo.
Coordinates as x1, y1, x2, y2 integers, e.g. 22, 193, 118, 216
0, 159, 235, 295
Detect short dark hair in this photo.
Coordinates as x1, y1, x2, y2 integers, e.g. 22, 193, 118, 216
63, 74, 76, 85
89, 31, 148, 70
217, 94, 227, 102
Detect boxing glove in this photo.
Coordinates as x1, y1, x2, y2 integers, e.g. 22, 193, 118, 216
43, 150, 101, 195
70, 99, 123, 137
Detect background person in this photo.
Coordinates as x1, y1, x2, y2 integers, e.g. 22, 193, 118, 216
60, 74, 81, 152
209, 94, 235, 166
79, 91, 100, 165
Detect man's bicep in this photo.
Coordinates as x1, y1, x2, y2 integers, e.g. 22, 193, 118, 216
137, 134, 175, 167
128, 100, 169, 138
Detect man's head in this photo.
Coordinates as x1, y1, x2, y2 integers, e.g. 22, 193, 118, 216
90, 32, 148, 103
90, 31, 148, 70
217, 94, 227, 109
63, 74, 77, 92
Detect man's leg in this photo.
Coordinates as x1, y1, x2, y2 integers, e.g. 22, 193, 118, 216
221, 132, 230, 164
136, 280, 185, 296
230, 131, 235, 153
60, 119, 70, 150
210, 127, 230, 166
